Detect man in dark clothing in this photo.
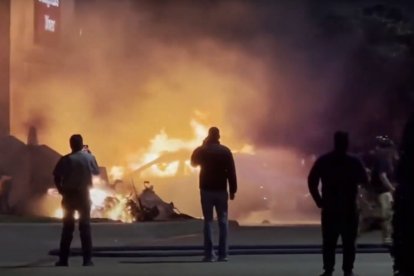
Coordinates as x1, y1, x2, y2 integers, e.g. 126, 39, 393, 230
393, 114, 414, 276
308, 132, 368, 276
191, 127, 237, 262
53, 134, 100, 266
370, 136, 396, 244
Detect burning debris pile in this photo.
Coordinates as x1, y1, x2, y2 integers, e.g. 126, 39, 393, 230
47, 178, 194, 223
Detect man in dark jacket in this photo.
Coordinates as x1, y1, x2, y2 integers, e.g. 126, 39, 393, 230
308, 131, 368, 276
393, 114, 414, 276
53, 134, 100, 266
191, 127, 237, 262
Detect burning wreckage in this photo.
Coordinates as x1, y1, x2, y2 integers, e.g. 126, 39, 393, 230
0, 129, 194, 222
48, 180, 194, 223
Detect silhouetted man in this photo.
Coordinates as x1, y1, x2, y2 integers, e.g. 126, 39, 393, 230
53, 134, 100, 266
191, 127, 237, 262
308, 132, 368, 276
393, 114, 414, 276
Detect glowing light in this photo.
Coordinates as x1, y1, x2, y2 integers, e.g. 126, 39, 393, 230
239, 144, 255, 155
90, 188, 110, 207
109, 166, 125, 180
190, 119, 208, 141
54, 208, 63, 219
129, 119, 208, 178
143, 161, 180, 178
47, 188, 60, 196
53, 209, 79, 220
48, 177, 135, 223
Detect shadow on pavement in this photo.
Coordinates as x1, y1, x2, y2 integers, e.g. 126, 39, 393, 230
120, 260, 205, 265
0, 258, 54, 269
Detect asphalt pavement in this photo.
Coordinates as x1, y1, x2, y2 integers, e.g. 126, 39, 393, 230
0, 221, 394, 276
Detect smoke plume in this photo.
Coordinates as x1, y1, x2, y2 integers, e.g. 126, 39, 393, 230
9, 0, 412, 222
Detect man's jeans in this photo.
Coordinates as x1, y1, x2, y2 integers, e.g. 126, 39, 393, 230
200, 190, 228, 259
378, 192, 393, 243
59, 192, 92, 263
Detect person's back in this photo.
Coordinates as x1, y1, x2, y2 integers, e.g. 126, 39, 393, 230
195, 142, 236, 194
53, 134, 99, 267
311, 152, 365, 213
191, 127, 237, 262
58, 150, 99, 193
308, 131, 367, 276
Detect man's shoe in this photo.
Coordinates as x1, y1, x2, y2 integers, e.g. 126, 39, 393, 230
344, 271, 357, 276
202, 256, 215, 262
55, 260, 68, 267
319, 271, 333, 276
217, 256, 228, 262
83, 260, 94, 266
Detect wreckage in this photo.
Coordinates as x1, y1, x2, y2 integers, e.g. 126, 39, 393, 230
127, 181, 194, 222
47, 179, 195, 223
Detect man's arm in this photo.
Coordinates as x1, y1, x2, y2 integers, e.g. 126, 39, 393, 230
53, 157, 68, 194
227, 151, 237, 200
90, 155, 100, 176
377, 158, 395, 192
190, 147, 202, 167
380, 172, 395, 192
308, 159, 323, 208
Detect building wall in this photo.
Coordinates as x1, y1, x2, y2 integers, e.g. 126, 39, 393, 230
10, 0, 75, 140
0, 0, 11, 137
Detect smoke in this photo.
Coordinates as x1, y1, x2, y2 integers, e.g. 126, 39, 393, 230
9, 0, 410, 222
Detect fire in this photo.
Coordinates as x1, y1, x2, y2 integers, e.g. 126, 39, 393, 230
53, 208, 79, 220
109, 166, 125, 181
130, 119, 207, 178
48, 178, 135, 223
54, 208, 63, 219
46, 119, 252, 222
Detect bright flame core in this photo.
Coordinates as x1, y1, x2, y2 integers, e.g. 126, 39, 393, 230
49, 180, 135, 223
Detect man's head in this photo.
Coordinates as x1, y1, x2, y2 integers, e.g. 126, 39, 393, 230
334, 131, 349, 153
70, 134, 84, 152
208, 127, 220, 141
375, 135, 394, 149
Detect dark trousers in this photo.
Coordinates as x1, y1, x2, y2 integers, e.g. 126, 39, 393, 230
392, 197, 414, 274
59, 192, 92, 263
0, 194, 9, 213
200, 190, 228, 258
321, 210, 358, 273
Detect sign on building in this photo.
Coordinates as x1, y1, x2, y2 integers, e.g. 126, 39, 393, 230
34, 0, 60, 46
